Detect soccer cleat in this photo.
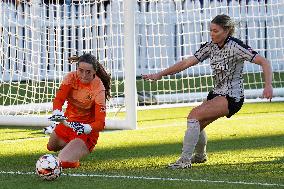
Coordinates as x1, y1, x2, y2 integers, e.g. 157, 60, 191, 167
167, 156, 192, 169
191, 154, 208, 164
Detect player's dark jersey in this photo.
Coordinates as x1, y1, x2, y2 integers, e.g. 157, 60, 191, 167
194, 36, 258, 101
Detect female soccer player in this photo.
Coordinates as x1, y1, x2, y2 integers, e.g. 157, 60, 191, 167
47, 53, 111, 169
142, 14, 273, 169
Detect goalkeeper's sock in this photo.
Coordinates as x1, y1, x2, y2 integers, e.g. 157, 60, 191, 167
181, 119, 200, 159
61, 161, 80, 168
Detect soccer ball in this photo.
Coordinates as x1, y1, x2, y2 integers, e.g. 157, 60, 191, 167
35, 154, 62, 181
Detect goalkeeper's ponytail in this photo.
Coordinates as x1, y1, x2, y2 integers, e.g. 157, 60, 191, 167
95, 61, 111, 100
68, 54, 111, 100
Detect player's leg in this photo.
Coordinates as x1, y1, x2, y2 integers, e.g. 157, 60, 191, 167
188, 99, 214, 163
46, 123, 69, 152
168, 96, 229, 169
191, 119, 215, 163
47, 132, 67, 152
58, 138, 89, 168
192, 130, 208, 163
59, 138, 89, 162
189, 95, 244, 165
182, 96, 229, 158
58, 132, 98, 168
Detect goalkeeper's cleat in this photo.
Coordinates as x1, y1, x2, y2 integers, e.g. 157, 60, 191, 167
191, 154, 208, 164
43, 122, 57, 135
167, 156, 192, 169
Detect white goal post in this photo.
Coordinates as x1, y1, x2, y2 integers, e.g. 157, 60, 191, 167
0, 0, 283, 129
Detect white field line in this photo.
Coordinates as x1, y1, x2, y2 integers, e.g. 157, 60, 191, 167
0, 170, 283, 188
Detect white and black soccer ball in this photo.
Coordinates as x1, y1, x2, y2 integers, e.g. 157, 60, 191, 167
35, 154, 62, 181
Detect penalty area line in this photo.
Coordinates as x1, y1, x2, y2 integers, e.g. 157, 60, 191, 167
0, 171, 283, 187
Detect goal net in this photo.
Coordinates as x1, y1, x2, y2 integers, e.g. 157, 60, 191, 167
136, 0, 284, 105
1, 0, 283, 129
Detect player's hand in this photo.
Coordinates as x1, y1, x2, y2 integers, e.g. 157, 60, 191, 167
68, 122, 92, 135
48, 109, 67, 122
141, 73, 162, 81
263, 84, 273, 102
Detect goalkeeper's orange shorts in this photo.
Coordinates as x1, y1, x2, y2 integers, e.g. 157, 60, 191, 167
54, 123, 99, 152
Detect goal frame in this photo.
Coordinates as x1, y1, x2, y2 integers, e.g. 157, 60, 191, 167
0, 0, 137, 130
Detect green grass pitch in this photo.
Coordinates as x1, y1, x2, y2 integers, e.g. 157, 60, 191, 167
0, 102, 283, 189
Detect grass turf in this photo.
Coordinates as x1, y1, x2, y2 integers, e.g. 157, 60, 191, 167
0, 102, 283, 189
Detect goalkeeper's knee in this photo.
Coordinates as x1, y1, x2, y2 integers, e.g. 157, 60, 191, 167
46, 144, 59, 152
47, 144, 53, 151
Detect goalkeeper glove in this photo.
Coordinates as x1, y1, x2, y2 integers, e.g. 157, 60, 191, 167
68, 122, 92, 135
43, 122, 57, 135
48, 109, 67, 122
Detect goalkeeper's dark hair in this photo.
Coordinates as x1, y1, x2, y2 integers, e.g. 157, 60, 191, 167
68, 54, 111, 100
211, 14, 235, 36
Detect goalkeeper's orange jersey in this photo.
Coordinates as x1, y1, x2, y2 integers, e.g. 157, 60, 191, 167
53, 71, 106, 132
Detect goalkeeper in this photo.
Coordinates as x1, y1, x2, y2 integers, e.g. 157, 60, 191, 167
142, 14, 273, 169
46, 53, 111, 169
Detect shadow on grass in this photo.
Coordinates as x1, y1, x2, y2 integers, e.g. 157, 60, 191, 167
0, 128, 283, 160
0, 134, 283, 186
0, 134, 283, 165
90, 134, 284, 161
3, 134, 282, 175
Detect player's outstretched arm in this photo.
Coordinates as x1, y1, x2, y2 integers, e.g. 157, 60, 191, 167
142, 56, 199, 81
252, 54, 273, 100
